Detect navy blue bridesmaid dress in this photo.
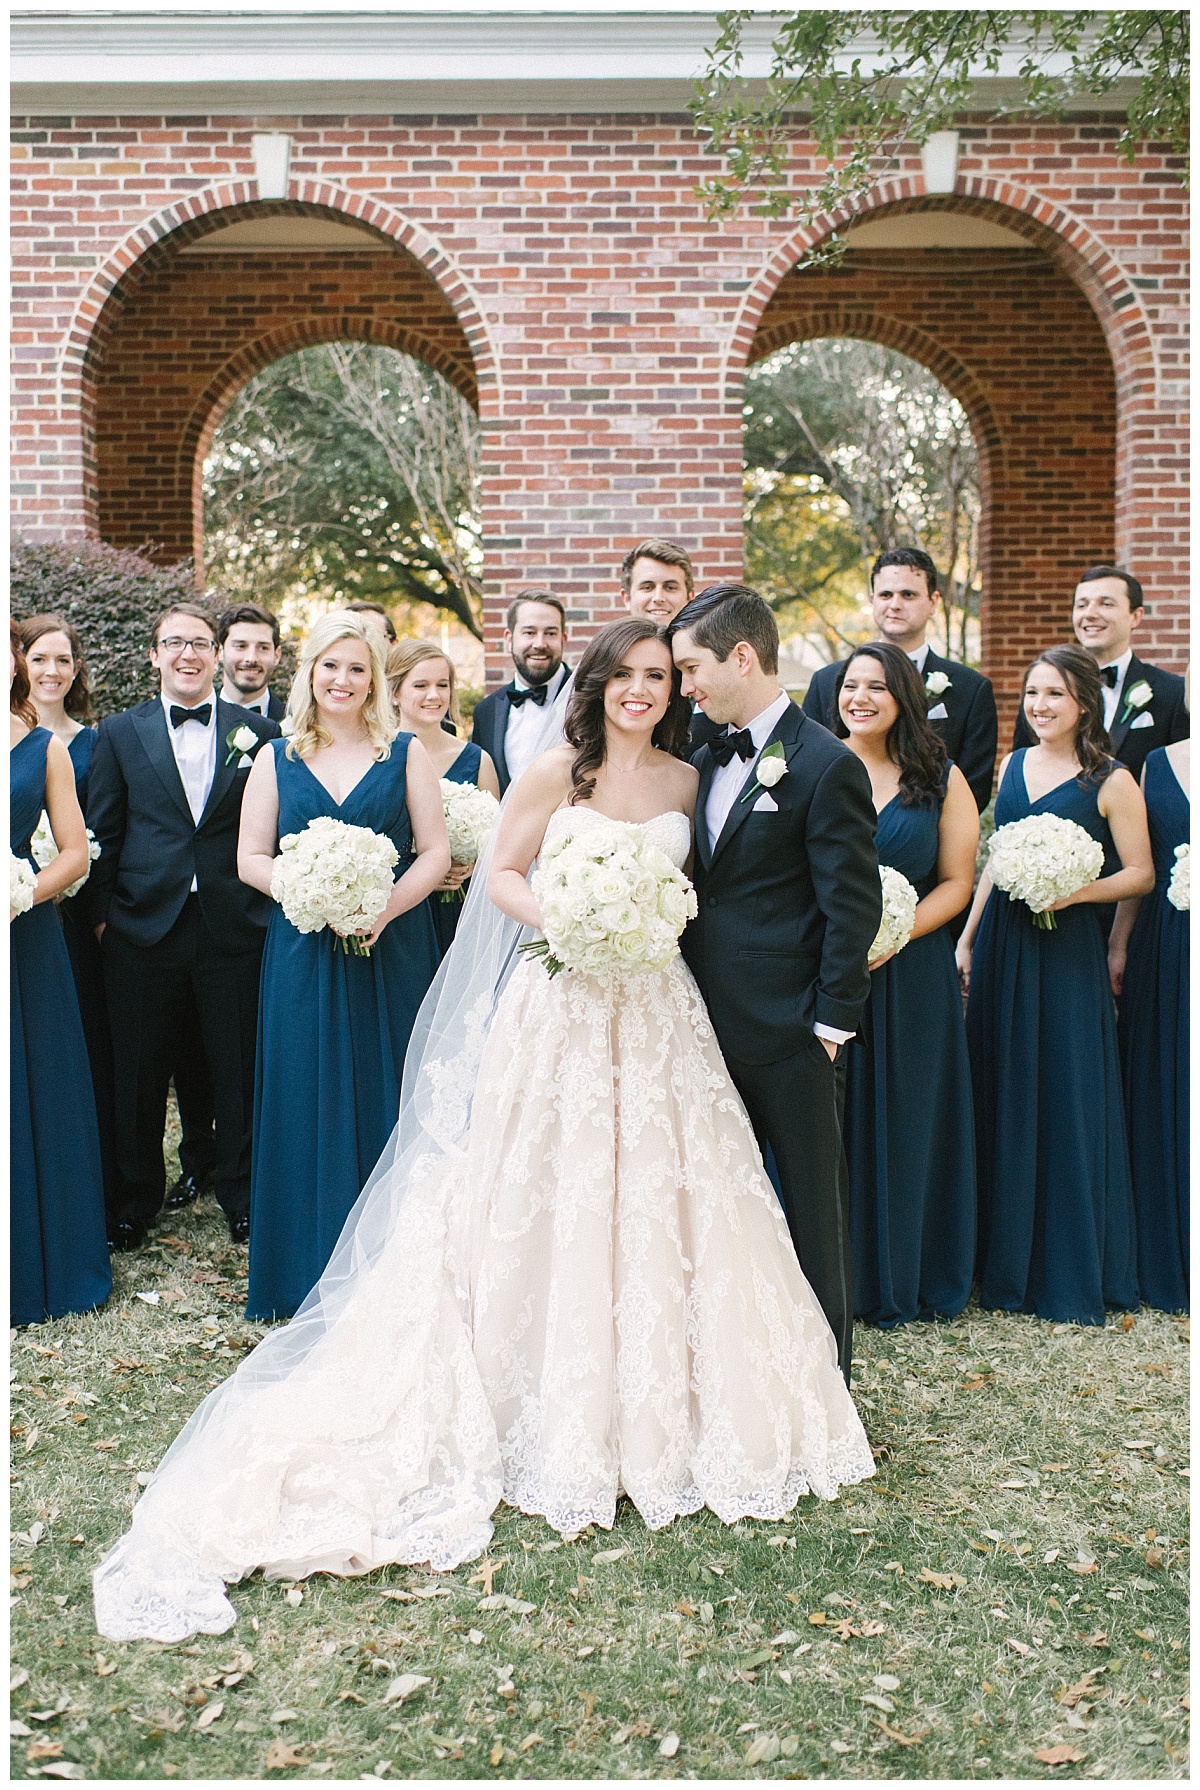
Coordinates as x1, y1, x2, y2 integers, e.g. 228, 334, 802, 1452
1118, 748, 1188, 1312
431, 740, 483, 960
846, 782, 975, 1325
11, 728, 112, 1325
59, 727, 119, 1218
966, 750, 1137, 1325
246, 736, 441, 1320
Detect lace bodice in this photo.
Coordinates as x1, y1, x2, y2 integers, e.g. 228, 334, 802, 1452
543, 806, 691, 869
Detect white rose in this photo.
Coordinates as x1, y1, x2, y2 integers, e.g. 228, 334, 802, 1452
231, 725, 258, 754
756, 755, 788, 788
1123, 680, 1153, 711
925, 670, 951, 697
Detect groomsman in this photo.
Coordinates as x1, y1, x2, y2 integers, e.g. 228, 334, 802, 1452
471, 590, 570, 795
803, 548, 998, 812
622, 537, 695, 624
217, 603, 286, 722
84, 603, 279, 1249
1012, 565, 1188, 779
672, 585, 881, 1384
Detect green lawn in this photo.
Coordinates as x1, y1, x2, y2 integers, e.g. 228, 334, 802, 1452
11, 1183, 1189, 1782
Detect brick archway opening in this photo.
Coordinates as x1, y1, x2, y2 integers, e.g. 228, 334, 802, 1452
743, 197, 1119, 733
83, 201, 480, 573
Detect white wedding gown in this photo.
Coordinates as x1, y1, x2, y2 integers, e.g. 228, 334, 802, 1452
94, 810, 874, 1642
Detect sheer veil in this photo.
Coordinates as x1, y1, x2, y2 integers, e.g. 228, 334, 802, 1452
92, 677, 574, 1635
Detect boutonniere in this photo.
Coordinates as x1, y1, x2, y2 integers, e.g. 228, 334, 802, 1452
925, 670, 951, 699
1119, 679, 1153, 724
225, 723, 258, 766
739, 740, 788, 804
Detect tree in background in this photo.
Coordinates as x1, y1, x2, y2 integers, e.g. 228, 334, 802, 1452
744, 339, 981, 663
694, 10, 1187, 230
203, 344, 483, 638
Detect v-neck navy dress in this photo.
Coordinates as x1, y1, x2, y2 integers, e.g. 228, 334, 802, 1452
246, 737, 441, 1320
11, 728, 111, 1326
966, 750, 1137, 1325
1118, 747, 1189, 1312
846, 782, 976, 1326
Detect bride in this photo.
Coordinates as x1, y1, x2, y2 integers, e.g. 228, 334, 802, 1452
94, 618, 874, 1643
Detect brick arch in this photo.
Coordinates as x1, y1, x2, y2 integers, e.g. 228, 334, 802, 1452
184, 316, 482, 582
726, 181, 1155, 402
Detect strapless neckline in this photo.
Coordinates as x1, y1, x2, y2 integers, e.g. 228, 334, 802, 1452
544, 806, 691, 870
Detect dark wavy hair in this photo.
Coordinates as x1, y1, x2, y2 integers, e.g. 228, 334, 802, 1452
18, 612, 93, 721
564, 618, 692, 805
10, 618, 39, 729
832, 641, 949, 807
1022, 643, 1116, 784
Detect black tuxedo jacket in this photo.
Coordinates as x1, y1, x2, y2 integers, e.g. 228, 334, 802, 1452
471, 667, 570, 795
83, 697, 279, 950
804, 647, 998, 811
219, 690, 287, 723
1012, 652, 1189, 782
682, 702, 882, 1067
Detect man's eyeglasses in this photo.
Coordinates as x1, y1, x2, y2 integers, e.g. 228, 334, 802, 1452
158, 636, 217, 655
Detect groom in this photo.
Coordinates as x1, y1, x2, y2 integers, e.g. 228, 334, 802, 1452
671, 586, 881, 1383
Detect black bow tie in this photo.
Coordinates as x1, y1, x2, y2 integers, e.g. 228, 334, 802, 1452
508, 684, 548, 709
1099, 664, 1120, 689
711, 728, 756, 768
170, 703, 212, 729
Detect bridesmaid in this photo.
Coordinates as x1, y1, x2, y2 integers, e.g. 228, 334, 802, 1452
957, 644, 1153, 1325
18, 612, 118, 1223
1109, 696, 1189, 1312
834, 643, 979, 1326
10, 619, 112, 1326
387, 639, 501, 958
238, 613, 450, 1320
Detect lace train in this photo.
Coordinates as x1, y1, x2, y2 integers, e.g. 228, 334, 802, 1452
94, 813, 874, 1643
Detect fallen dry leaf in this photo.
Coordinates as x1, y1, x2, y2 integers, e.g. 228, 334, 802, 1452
519, 1734, 543, 1753
1120, 1314, 1135, 1331
383, 1674, 431, 1705
1035, 1744, 1086, 1765
808, 1611, 827, 1626
873, 1718, 927, 1747
918, 1568, 956, 1591
26, 1741, 64, 1761
194, 1700, 224, 1730
658, 1733, 680, 1758
264, 1740, 309, 1771
1007, 1638, 1031, 1657
489, 1741, 504, 1766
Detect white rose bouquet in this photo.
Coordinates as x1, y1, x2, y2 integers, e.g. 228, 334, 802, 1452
269, 815, 399, 956
439, 779, 501, 902
520, 817, 697, 978
986, 812, 1105, 930
30, 809, 101, 900
10, 852, 37, 917
869, 865, 919, 963
1166, 842, 1189, 912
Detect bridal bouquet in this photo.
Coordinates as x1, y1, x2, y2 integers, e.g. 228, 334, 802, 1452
439, 779, 500, 902
521, 817, 697, 978
10, 852, 37, 917
1167, 842, 1189, 912
270, 816, 399, 956
870, 865, 919, 962
31, 809, 101, 899
986, 812, 1105, 930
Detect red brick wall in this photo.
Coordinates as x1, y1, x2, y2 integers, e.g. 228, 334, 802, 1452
10, 110, 1188, 698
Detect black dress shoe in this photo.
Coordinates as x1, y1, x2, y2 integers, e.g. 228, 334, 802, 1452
165, 1173, 202, 1210
229, 1214, 251, 1244
108, 1221, 147, 1253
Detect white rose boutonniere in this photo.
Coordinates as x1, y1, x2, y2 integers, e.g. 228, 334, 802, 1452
925, 670, 951, 699
1119, 679, 1153, 725
225, 723, 259, 766
739, 740, 788, 804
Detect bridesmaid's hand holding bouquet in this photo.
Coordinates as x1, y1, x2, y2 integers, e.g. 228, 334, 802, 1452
270, 816, 399, 956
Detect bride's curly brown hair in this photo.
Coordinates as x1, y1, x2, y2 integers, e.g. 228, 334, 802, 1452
564, 618, 693, 805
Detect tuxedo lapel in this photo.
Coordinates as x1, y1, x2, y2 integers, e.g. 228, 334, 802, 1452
197, 700, 241, 829
1107, 653, 1148, 757
131, 701, 194, 829
694, 746, 717, 870
710, 702, 804, 866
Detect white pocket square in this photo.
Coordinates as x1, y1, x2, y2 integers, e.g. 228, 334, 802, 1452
926, 701, 949, 721
752, 791, 779, 813
237, 754, 254, 768
1129, 711, 1154, 730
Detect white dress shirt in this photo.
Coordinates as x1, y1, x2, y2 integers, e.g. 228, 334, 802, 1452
1099, 647, 1133, 732
908, 642, 930, 674
504, 663, 570, 786
161, 694, 217, 891
219, 684, 269, 716
706, 690, 852, 1048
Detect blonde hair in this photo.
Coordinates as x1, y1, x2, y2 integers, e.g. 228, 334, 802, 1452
284, 612, 397, 761
386, 639, 461, 729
